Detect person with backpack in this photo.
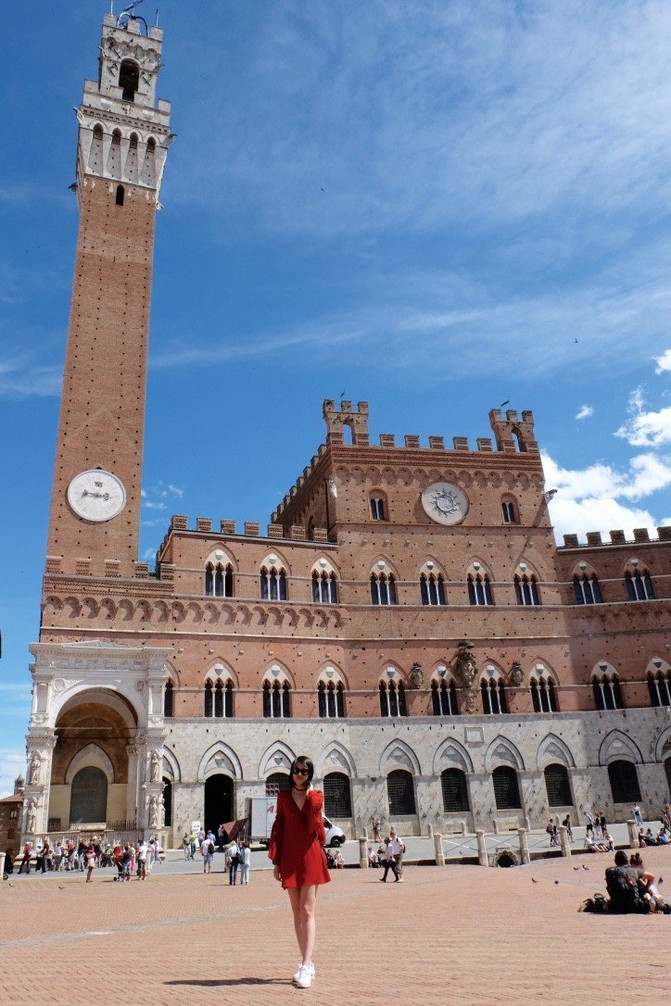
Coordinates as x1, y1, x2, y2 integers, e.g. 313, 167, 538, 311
605, 849, 650, 913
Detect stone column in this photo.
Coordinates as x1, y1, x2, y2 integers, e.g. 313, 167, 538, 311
476, 829, 488, 867
626, 819, 638, 848
433, 832, 445, 867
126, 743, 140, 829
518, 828, 530, 865
558, 825, 571, 858
358, 838, 368, 868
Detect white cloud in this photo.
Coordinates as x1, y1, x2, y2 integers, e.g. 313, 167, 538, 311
655, 349, 671, 374
575, 405, 593, 421
542, 450, 671, 540
615, 385, 671, 447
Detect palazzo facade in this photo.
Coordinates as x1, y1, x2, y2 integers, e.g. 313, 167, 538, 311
22, 12, 671, 847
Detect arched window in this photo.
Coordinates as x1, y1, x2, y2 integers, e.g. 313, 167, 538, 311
205, 562, 234, 598
312, 570, 338, 604
492, 766, 522, 810
318, 680, 346, 718
70, 766, 108, 824
371, 571, 397, 605
379, 677, 407, 717
431, 673, 459, 716
501, 497, 519, 523
204, 672, 234, 718
420, 572, 446, 606
530, 668, 558, 712
544, 764, 572, 807
573, 572, 602, 604
515, 572, 540, 606
260, 565, 287, 601
115, 184, 125, 206
625, 569, 655, 601
263, 679, 291, 718
608, 760, 641, 804
467, 573, 493, 606
481, 676, 507, 715
265, 772, 290, 796
648, 670, 671, 707
163, 681, 174, 718
386, 769, 416, 816
370, 495, 387, 520
592, 670, 624, 710
441, 768, 470, 812
323, 772, 352, 818
119, 59, 139, 101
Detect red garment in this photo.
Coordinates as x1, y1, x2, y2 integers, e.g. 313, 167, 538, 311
269, 789, 331, 889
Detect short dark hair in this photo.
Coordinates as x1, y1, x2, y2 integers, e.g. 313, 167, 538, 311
614, 849, 628, 866
290, 755, 314, 786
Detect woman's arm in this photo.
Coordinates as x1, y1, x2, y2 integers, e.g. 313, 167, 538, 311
307, 790, 327, 844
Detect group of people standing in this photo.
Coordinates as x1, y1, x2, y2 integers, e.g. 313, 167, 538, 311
368, 829, 406, 881
197, 830, 251, 883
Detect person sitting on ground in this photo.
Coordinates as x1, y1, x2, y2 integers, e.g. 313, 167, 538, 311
644, 828, 659, 846
584, 834, 608, 853
637, 829, 647, 847
629, 852, 669, 913
602, 830, 615, 851
657, 827, 668, 845
605, 850, 650, 913
333, 848, 345, 869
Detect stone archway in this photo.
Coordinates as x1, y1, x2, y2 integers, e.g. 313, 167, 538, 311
70, 766, 108, 824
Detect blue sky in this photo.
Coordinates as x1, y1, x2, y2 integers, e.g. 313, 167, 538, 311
1, 0, 671, 795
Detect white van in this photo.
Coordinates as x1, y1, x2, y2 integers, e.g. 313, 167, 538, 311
323, 816, 346, 848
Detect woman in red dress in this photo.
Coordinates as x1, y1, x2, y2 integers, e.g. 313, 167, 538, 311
269, 755, 330, 989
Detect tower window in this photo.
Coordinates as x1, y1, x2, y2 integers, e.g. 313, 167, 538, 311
260, 565, 287, 601
370, 496, 386, 520
312, 570, 338, 604
431, 678, 459, 716
625, 570, 655, 601
481, 678, 508, 715
530, 675, 558, 712
501, 500, 518, 523
371, 572, 397, 605
515, 573, 540, 606
420, 572, 446, 606
648, 670, 671, 707
573, 573, 602, 604
115, 185, 125, 206
592, 672, 624, 710
205, 562, 234, 598
163, 681, 173, 718
468, 573, 493, 606
263, 680, 291, 718
379, 679, 406, 717
119, 59, 139, 102
318, 681, 345, 718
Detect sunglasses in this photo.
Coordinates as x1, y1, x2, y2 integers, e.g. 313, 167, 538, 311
292, 767, 309, 776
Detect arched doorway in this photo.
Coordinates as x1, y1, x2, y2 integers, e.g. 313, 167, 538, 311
204, 774, 233, 835
70, 766, 108, 824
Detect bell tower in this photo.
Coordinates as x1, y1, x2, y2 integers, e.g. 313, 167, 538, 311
45, 11, 172, 577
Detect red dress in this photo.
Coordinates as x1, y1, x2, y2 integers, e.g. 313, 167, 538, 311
269, 789, 331, 889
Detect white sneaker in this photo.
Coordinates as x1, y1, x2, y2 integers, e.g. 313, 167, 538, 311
293, 963, 315, 982
294, 965, 313, 989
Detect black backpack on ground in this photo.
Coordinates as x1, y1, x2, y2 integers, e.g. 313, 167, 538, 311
605, 866, 649, 914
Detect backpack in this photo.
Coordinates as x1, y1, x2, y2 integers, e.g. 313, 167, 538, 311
605, 866, 649, 914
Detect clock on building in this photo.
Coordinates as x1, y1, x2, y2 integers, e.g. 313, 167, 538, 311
67, 469, 127, 522
421, 481, 469, 525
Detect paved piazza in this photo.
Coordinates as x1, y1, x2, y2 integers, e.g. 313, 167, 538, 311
1, 848, 669, 1005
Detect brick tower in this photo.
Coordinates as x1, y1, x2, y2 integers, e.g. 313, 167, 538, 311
45, 11, 172, 577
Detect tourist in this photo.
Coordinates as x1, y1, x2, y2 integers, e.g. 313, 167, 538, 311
629, 852, 668, 912
561, 814, 573, 841
633, 804, 644, 828
182, 832, 190, 860
226, 838, 240, 885
240, 841, 251, 885
201, 833, 214, 874
17, 841, 33, 875
269, 755, 330, 989
85, 843, 96, 882
137, 838, 148, 880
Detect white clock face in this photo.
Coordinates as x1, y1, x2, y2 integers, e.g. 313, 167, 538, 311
421, 481, 469, 525
67, 469, 127, 522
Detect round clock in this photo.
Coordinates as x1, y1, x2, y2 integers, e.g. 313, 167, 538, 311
67, 469, 127, 523
421, 481, 469, 525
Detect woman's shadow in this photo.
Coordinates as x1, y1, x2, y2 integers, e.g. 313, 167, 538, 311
165, 978, 291, 987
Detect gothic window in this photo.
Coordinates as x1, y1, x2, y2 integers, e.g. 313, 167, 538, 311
119, 59, 139, 101
625, 570, 655, 601
312, 570, 338, 604
431, 676, 459, 716
481, 677, 508, 715
501, 498, 519, 523
263, 680, 291, 718
371, 572, 397, 605
205, 562, 234, 598
544, 764, 572, 807
468, 573, 493, 606
492, 766, 522, 810
163, 681, 174, 718
648, 670, 671, 707
420, 572, 446, 606
204, 672, 233, 718
379, 679, 407, 717
162, 778, 172, 827
592, 671, 624, 710
441, 768, 470, 812
573, 573, 602, 604
318, 680, 346, 718
386, 770, 416, 816
515, 573, 540, 606
115, 184, 125, 206
204, 679, 213, 718
608, 760, 641, 804
323, 772, 352, 818
530, 671, 558, 712
370, 496, 386, 521
265, 772, 290, 796
260, 565, 287, 601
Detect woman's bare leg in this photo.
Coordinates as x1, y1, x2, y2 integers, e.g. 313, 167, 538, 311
287, 885, 318, 964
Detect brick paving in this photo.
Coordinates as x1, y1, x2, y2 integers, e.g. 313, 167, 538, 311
1, 847, 670, 1005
